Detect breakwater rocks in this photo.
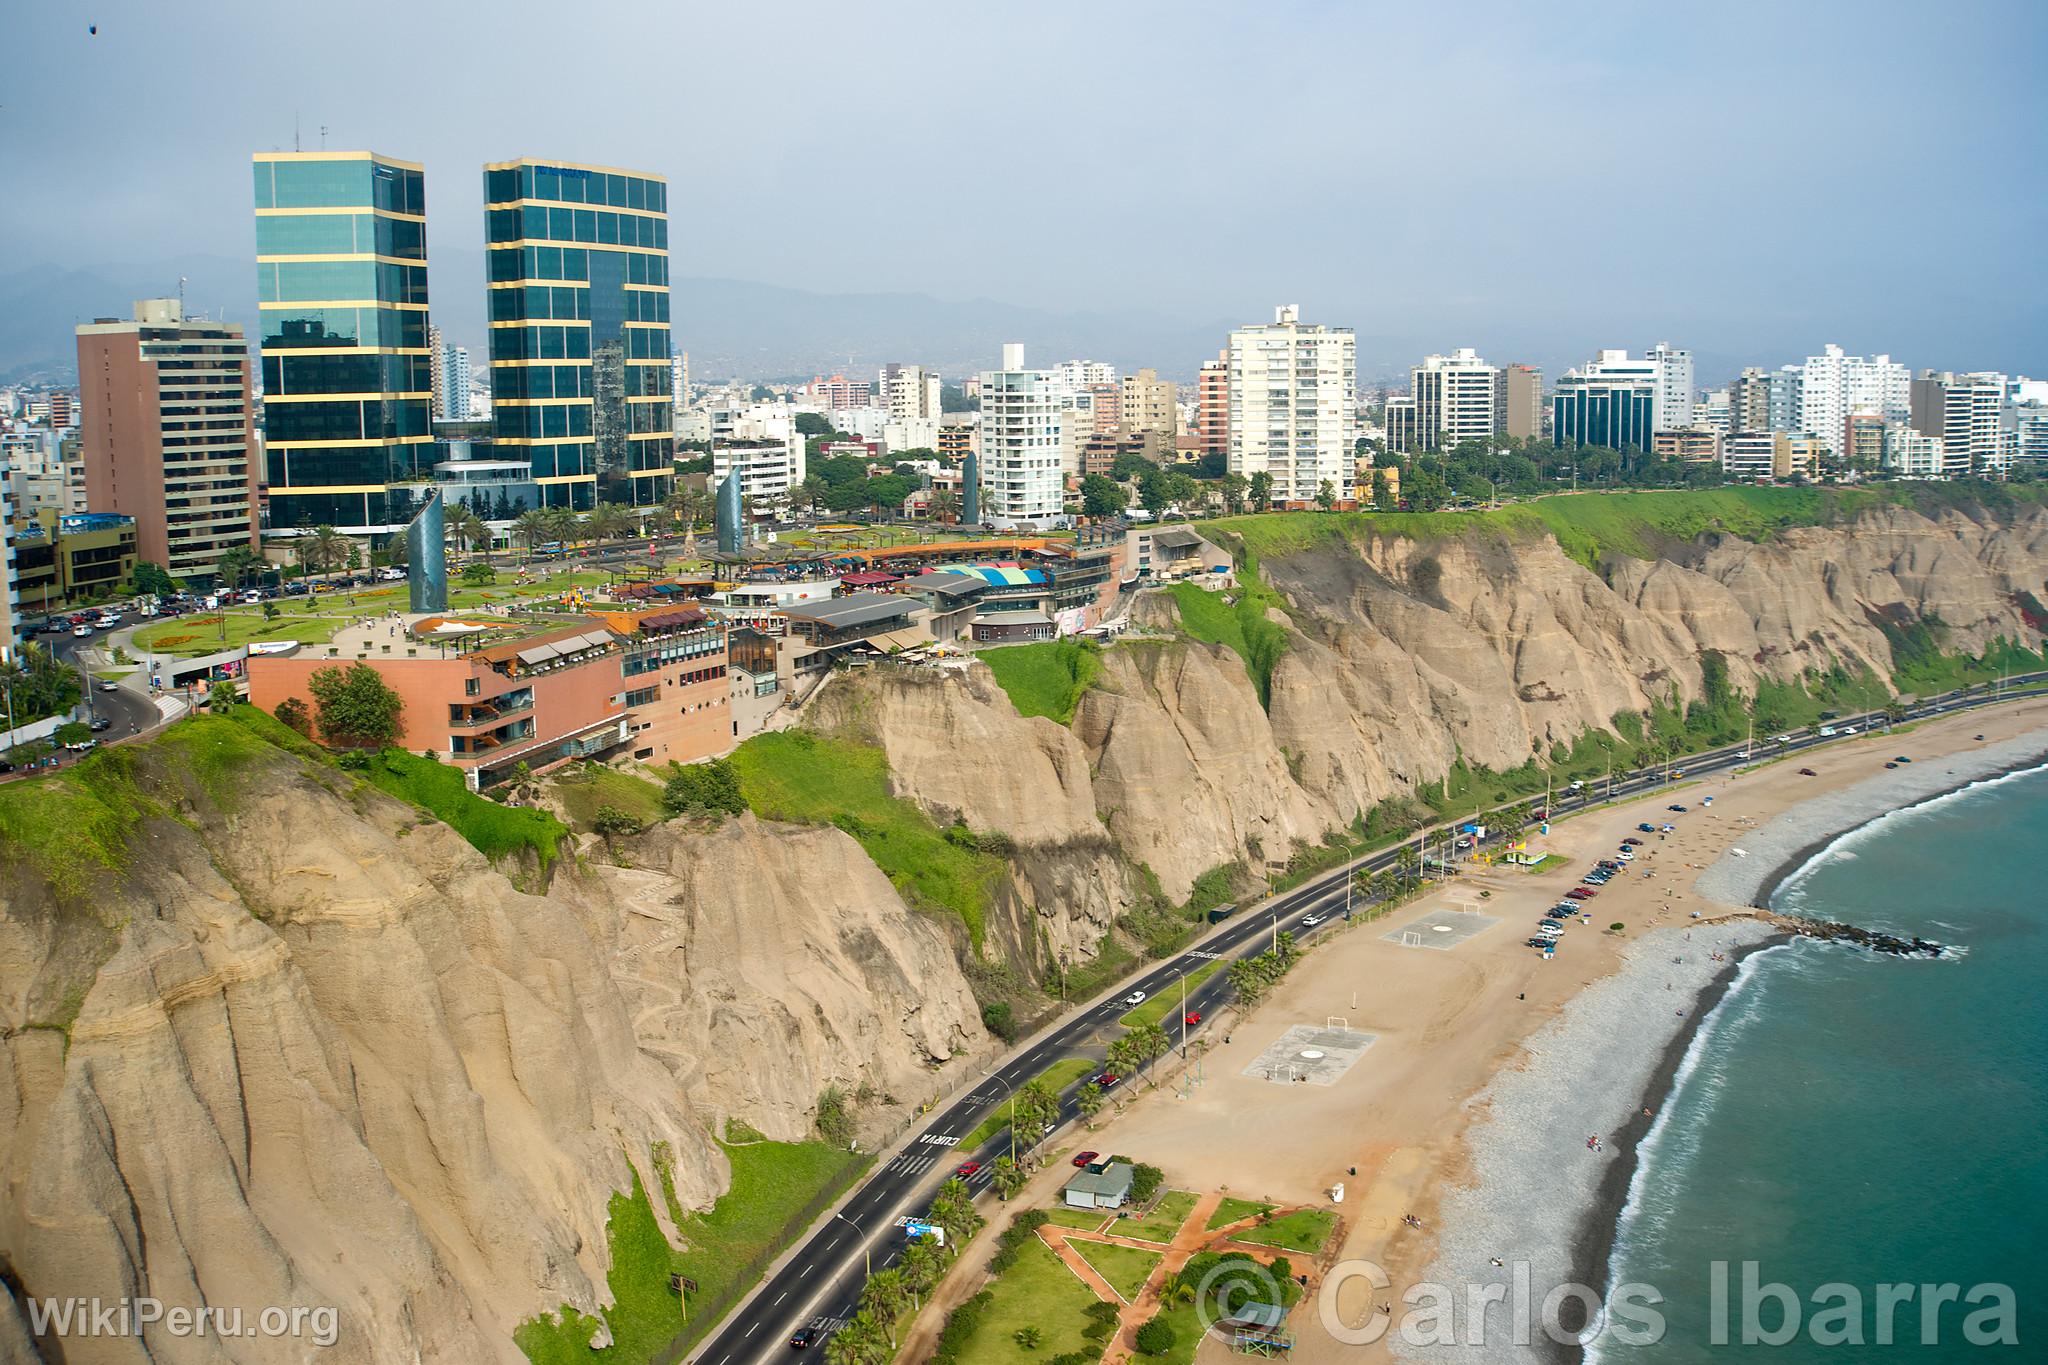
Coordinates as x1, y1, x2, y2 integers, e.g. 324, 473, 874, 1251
1762, 911, 1949, 958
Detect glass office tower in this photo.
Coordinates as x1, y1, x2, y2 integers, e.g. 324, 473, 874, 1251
253, 151, 432, 533
483, 159, 673, 509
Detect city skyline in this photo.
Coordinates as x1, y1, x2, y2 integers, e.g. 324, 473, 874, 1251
5, 1, 2045, 383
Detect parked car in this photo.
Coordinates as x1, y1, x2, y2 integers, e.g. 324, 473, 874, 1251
1566, 888, 1593, 900
1885, 761, 1899, 768
1071, 1150, 1100, 1168
1621, 837, 1644, 846
71, 624, 93, 637
1666, 804, 1687, 812
954, 1161, 982, 1179
64, 739, 97, 753
1894, 756, 1912, 763
1637, 822, 1656, 833
1798, 767, 1818, 777
1122, 990, 1147, 1007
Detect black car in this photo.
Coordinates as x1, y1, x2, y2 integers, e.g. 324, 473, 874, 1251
789, 1325, 820, 1349
0, 761, 14, 774
89, 716, 112, 732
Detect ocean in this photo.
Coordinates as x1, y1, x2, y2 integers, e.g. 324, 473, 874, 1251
1590, 765, 2048, 1360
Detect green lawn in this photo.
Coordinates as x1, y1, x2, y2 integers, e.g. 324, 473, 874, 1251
1205, 1196, 1275, 1231
959, 1057, 1098, 1150
551, 764, 668, 831
133, 611, 350, 658
1043, 1206, 1113, 1232
942, 1234, 1105, 1365
726, 729, 1003, 949
1070, 1238, 1162, 1303
1115, 1189, 1198, 1245
978, 640, 1103, 724
1517, 853, 1567, 874
1119, 959, 1223, 1028
1230, 1207, 1336, 1254
359, 748, 568, 869
515, 1139, 869, 1365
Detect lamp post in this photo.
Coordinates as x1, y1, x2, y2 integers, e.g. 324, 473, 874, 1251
832, 1211, 870, 1277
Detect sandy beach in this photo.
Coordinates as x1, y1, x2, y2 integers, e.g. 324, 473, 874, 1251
890, 698, 2048, 1364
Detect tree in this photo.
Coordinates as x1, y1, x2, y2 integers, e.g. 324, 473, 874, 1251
592, 805, 644, 839
510, 509, 552, 561
1080, 473, 1128, 518
981, 1000, 1017, 1042
274, 696, 313, 737
131, 560, 179, 598
928, 487, 961, 524
794, 411, 835, 437
1220, 472, 1249, 514
588, 502, 635, 544
928, 1177, 981, 1246
1134, 1316, 1177, 1355
665, 483, 707, 531
445, 503, 489, 556
1248, 470, 1273, 508
662, 759, 745, 817
1315, 479, 1337, 510
207, 678, 239, 712
1371, 468, 1393, 509
215, 545, 264, 593
305, 662, 405, 748
899, 1236, 944, 1299
460, 562, 497, 586
860, 1268, 909, 1342
303, 526, 352, 581
1014, 1078, 1060, 1149
1076, 1081, 1105, 1127
52, 720, 92, 747
991, 1155, 1026, 1201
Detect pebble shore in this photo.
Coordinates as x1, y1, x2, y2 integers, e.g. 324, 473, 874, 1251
1392, 919, 1777, 1363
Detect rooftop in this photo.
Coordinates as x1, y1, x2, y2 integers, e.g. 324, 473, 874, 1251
781, 591, 916, 630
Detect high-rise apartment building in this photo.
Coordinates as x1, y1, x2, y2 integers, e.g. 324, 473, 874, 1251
1500, 364, 1543, 439
1691, 388, 1732, 434
1729, 367, 1772, 433
977, 344, 1066, 526
1082, 382, 1123, 435
807, 374, 872, 409
1411, 349, 1501, 450
76, 298, 258, 583
1884, 423, 1946, 478
436, 335, 471, 421
1552, 352, 1657, 451
1767, 367, 1803, 434
1382, 396, 1419, 454
1798, 345, 1909, 455
1646, 343, 1693, 432
1844, 412, 1887, 472
1119, 368, 1178, 440
1194, 354, 1229, 459
1226, 306, 1356, 504
880, 364, 941, 421
1051, 360, 1117, 393
1911, 370, 2008, 478
254, 150, 432, 533
484, 158, 673, 508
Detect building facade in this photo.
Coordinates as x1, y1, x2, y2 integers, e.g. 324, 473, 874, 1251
1194, 354, 1229, 459
1651, 428, 1721, 463
484, 159, 674, 509
1646, 343, 1694, 432
1884, 422, 1945, 478
253, 150, 432, 534
8, 512, 138, 614
1411, 349, 1501, 450
1551, 352, 1657, 452
977, 344, 1066, 525
1500, 363, 1543, 439
1226, 306, 1356, 504
1382, 396, 1419, 454
1119, 368, 1178, 440
76, 298, 259, 581
1798, 344, 1909, 456
880, 363, 941, 421
1729, 367, 1772, 433
1911, 370, 2008, 478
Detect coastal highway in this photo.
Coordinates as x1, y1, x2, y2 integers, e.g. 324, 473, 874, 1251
686, 674, 2048, 1364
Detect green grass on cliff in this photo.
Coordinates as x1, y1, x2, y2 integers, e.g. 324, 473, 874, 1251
979, 638, 1104, 724
1205, 484, 2048, 575
1166, 550, 1290, 707
359, 747, 569, 870
515, 1140, 869, 1365
726, 729, 1003, 949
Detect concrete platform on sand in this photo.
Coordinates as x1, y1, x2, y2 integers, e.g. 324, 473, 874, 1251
1241, 1024, 1378, 1086
1382, 907, 1499, 950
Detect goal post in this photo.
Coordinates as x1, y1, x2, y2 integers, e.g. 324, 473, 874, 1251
1400, 931, 1426, 948
1325, 1016, 1349, 1031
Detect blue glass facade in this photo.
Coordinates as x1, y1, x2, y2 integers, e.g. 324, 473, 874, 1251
483, 160, 673, 509
1551, 382, 1656, 452
715, 472, 742, 555
254, 152, 432, 532
405, 488, 448, 612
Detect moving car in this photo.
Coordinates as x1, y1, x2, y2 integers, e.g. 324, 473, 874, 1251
1094, 1072, 1122, 1090
1071, 1150, 1100, 1168
1895, 756, 1912, 763
1454, 836, 1474, 850
1885, 762, 1899, 769
89, 717, 111, 732
1182, 1011, 1202, 1026
1122, 990, 1147, 1007
789, 1326, 820, 1349
97, 679, 120, 692
954, 1161, 982, 1179
1300, 913, 1325, 927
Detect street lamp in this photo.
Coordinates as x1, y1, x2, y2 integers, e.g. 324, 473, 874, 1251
832, 1210, 870, 1277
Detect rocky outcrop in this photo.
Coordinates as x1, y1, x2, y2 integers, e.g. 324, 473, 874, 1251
579, 814, 987, 1143
0, 733, 987, 1363
810, 668, 1140, 964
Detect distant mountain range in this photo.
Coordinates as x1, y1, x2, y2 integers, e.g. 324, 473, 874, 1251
0, 253, 1241, 386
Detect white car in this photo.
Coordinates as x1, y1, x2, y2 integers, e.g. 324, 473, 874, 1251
1300, 913, 1325, 927
1123, 991, 1148, 1007
1615, 849, 1634, 861
71, 624, 93, 638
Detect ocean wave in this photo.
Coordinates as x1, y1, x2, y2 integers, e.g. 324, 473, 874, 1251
1772, 759, 2048, 905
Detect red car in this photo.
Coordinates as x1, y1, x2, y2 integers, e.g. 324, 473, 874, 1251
954, 1161, 982, 1179
1071, 1149, 1100, 1168
1094, 1072, 1122, 1090
1566, 888, 1594, 900
1182, 1011, 1202, 1026
1620, 837, 1644, 847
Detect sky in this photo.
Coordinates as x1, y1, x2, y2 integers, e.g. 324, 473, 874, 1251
7, 0, 2046, 380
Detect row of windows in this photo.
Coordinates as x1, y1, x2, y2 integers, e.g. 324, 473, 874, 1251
259, 260, 428, 306
624, 685, 662, 708
493, 364, 594, 402
265, 397, 432, 443
262, 308, 426, 352
255, 161, 425, 215
496, 404, 594, 440
263, 352, 431, 395
487, 205, 667, 251
488, 326, 668, 363
264, 445, 431, 490
485, 165, 665, 213
488, 244, 668, 287
256, 213, 425, 260
489, 284, 670, 325
622, 632, 724, 676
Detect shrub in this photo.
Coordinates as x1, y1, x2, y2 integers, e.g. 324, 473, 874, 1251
987, 1209, 1049, 1275
981, 1000, 1018, 1042
1015, 1325, 1042, 1349
1609, 922, 1625, 933
662, 758, 745, 818
931, 1290, 993, 1365
274, 696, 313, 737
592, 805, 644, 838
815, 1084, 855, 1146
460, 562, 497, 586
306, 662, 404, 748
52, 721, 92, 747
1129, 1162, 1165, 1206
1135, 1316, 1177, 1355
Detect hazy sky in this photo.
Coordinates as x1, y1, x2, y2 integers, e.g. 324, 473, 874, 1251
9, 0, 2046, 377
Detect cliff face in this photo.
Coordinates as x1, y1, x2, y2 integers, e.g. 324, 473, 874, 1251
0, 736, 986, 1363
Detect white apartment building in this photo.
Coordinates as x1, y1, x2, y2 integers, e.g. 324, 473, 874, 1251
882, 415, 942, 453
1797, 345, 1909, 455
1646, 343, 1694, 432
1884, 423, 1946, 478
1227, 306, 1356, 504
978, 344, 1067, 526
1722, 431, 1821, 481
1051, 360, 1118, 394
2014, 404, 2048, 468
439, 340, 470, 422
880, 364, 942, 421
1411, 349, 1501, 450
709, 405, 806, 506
1692, 388, 1732, 434
1912, 371, 2008, 477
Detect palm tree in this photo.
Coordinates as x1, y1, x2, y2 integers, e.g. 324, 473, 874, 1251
588, 502, 635, 544
858, 1268, 909, 1342
1014, 1078, 1059, 1150
215, 544, 264, 594
540, 505, 579, 551
665, 483, 706, 530
899, 1238, 944, 1301
510, 510, 551, 562
928, 487, 960, 524
990, 1155, 1026, 1201
445, 504, 489, 556
1076, 1081, 1104, 1128
927, 1177, 979, 1245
